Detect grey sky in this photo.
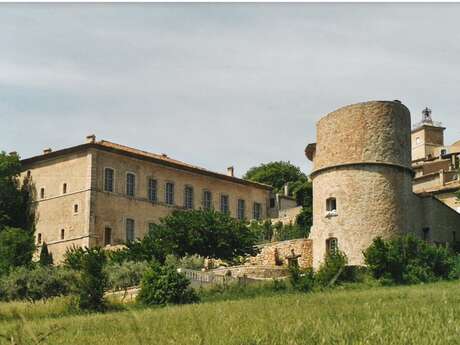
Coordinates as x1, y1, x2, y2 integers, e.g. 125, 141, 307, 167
1, 3, 460, 176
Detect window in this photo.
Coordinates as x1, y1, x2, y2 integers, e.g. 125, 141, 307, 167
60, 229, 65, 240
253, 202, 262, 220
126, 218, 135, 242
165, 182, 174, 205
74, 204, 79, 213
126, 173, 135, 196
422, 227, 430, 241
203, 190, 212, 210
326, 197, 337, 217
148, 178, 157, 202
184, 186, 194, 209
416, 137, 421, 145
237, 199, 245, 220
326, 238, 338, 255
104, 227, 112, 246
40, 188, 45, 199
269, 198, 276, 208
37, 233, 42, 244
104, 168, 114, 192
62, 183, 67, 194
220, 195, 229, 214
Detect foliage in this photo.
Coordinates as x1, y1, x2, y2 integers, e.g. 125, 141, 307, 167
449, 255, 460, 280
289, 266, 315, 292
63, 245, 88, 270
250, 219, 308, 243
164, 254, 205, 270
137, 262, 199, 306
315, 251, 348, 287
39, 242, 53, 266
0, 152, 35, 232
248, 220, 275, 243
243, 161, 307, 193
364, 235, 456, 285
295, 206, 312, 237
105, 261, 149, 292
128, 209, 258, 262
273, 222, 309, 241
0, 227, 35, 276
0, 266, 78, 302
77, 247, 107, 311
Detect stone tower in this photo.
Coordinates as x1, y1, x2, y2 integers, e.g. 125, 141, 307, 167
305, 101, 415, 268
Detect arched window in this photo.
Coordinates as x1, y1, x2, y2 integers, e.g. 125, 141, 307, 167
62, 183, 67, 194
40, 188, 45, 199
326, 237, 338, 255
61, 229, 65, 240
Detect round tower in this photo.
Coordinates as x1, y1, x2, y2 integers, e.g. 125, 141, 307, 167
306, 101, 414, 268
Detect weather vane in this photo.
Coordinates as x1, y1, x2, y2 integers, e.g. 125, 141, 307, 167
422, 107, 432, 123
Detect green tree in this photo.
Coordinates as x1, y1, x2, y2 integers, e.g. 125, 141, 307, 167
137, 262, 199, 306
39, 242, 53, 266
0, 152, 34, 232
0, 227, 35, 276
77, 247, 107, 311
243, 161, 307, 193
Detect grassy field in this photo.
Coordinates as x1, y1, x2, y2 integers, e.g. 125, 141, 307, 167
1, 281, 460, 345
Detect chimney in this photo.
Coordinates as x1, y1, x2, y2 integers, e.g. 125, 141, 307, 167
284, 183, 289, 196
43, 148, 52, 155
227, 166, 234, 177
86, 134, 96, 143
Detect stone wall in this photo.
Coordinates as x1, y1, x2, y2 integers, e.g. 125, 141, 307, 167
248, 238, 313, 269
271, 206, 302, 225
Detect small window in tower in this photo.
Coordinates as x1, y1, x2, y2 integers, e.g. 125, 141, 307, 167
326, 238, 338, 256
74, 204, 79, 214
422, 227, 430, 241
61, 229, 65, 240
37, 233, 42, 244
104, 227, 112, 246
40, 188, 45, 199
62, 183, 67, 194
326, 197, 337, 217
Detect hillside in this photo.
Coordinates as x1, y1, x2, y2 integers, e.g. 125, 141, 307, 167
1, 281, 460, 345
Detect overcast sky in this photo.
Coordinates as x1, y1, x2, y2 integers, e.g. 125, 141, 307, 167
1, 3, 460, 176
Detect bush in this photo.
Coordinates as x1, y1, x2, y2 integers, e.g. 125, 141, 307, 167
364, 235, 456, 285
137, 262, 199, 306
77, 247, 107, 311
449, 255, 460, 280
315, 251, 348, 287
39, 242, 53, 266
164, 254, 205, 270
63, 245, 87, 270
0, 227, 35, 276
105, 261, 149, 292
0, 266, 78, 302
271, 279, 288, 291
289, 266, 315, 292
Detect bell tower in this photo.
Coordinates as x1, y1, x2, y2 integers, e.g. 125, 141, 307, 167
411, 107, 445, 161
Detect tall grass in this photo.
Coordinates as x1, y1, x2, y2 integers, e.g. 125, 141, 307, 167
1, 280, 459, 345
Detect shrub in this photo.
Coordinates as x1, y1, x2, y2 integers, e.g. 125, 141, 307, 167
449, 255, 460, 280
63, 245, 87, 270
271, 278, 288, 291
315, 251, 348, 287
289, 265, 315, 292
364, 235, 456, 285
0, 266, 78, 302
105, 261, 149, 292
0, 227, 35, 276
164, 254, 205, 270
39, 242, 53, 266
77, 247, 107, 311
137, 262, 199, 306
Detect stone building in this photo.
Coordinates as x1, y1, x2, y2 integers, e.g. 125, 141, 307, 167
411, 107, 460, 212
20, 136, 277, 261
305, 101, 460, 268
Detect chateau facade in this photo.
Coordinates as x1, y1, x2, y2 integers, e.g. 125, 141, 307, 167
21, 137, 275, 261
306, 101, 460, 268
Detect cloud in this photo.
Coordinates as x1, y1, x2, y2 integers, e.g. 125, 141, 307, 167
1, 3, 460, 175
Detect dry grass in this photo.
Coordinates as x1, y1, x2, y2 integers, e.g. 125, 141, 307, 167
1, 281, 460, 345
